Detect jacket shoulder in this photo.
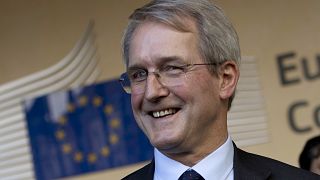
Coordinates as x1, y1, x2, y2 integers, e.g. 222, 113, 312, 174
234, 147, 320, 179
121, 161, 154, 180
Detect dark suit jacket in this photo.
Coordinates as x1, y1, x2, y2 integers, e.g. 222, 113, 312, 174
122, 144, 320, 180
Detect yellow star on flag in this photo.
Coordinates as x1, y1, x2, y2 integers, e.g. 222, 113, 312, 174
93, 96, 103, 107
55, 130, 65, 140
110, 118, 121, 129
74, 152, 84, 162
58, 116, 67, 126
104, 105, 113, 115
101, 146, 110, 157
67, 103, 75, 113
79, 96, 88, 107
88, 153, 97, 164
110, 134, 119, 145
62, 144, 72, 154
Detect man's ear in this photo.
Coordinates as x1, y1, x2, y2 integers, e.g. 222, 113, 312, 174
218, 61, 239, 100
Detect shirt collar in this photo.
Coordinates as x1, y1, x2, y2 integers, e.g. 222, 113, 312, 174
193, 136, 234, 179
154, 136, 234, 180
154, 148, 189, 180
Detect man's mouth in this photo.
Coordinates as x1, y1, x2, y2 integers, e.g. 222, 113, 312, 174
150, 108, 178, 118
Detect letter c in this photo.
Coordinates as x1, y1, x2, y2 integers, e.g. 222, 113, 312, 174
288, 101, 312, 133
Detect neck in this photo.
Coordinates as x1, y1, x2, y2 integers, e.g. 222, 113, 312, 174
164, 131, 228, 167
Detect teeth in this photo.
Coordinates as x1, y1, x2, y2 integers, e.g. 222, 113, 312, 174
152, 109, 176, 118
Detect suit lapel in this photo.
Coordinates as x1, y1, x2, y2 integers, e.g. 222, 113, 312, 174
121, 160, 154, 180
233, 143, 271, 180
144, 160, 155, 179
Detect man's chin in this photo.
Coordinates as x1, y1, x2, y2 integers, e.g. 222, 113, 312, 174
151, 138, 183, 153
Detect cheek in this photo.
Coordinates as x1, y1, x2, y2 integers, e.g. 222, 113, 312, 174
130, 95, 146, 131
188, 73, 219, 98
131, 95, 143, 114
186, 74, 221, 118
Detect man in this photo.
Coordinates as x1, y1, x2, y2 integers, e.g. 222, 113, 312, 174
119, 0, 319, 179
299, 135, 320, 175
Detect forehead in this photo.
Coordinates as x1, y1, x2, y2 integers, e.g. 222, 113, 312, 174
128, 20, 201, 67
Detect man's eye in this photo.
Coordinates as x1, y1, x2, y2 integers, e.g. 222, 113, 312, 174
163, 65, 185, 74
130, 70, 147, 81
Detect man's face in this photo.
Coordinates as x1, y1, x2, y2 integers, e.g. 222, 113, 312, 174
128, 20, 228, 154
310, 156, 320, 175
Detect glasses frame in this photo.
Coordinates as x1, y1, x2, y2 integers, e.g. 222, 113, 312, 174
119, 63, 218, 94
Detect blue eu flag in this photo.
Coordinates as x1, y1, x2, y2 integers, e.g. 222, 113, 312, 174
24, 79, 153, 180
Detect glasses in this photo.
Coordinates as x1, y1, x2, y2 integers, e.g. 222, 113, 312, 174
119, 63, 217, 94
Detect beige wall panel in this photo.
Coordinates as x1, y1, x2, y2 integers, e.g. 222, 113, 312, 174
216, 0, 320, 167
0, 0, 149, 84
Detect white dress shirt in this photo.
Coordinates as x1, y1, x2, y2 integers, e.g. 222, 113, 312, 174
154, 136, 234, 180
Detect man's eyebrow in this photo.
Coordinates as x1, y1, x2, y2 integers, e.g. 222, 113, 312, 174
127, 56, 185, 71
127, 65, 145, 72
157, 56, 184, 64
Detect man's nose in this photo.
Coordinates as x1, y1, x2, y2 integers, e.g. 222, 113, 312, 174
144, 74, 169, 101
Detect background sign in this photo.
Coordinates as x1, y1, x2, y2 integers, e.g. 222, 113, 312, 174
25, 80, 153, 180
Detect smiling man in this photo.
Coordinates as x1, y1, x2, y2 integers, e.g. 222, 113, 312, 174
119, 0, 319, 179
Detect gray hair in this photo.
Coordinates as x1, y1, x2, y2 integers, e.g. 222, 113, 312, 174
122, 0, 241, 109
